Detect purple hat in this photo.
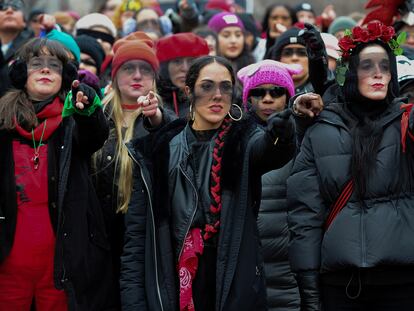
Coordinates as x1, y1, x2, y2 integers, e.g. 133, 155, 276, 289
237, 60, 302, 106
207, 12, 245, 33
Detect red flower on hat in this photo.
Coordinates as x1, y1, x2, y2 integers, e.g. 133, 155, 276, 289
381, 24, 395, 41
338, 35, 356, 57
367, 21, 382, 40
352, 26, 370, 42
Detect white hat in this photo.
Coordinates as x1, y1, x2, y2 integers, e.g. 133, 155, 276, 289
75, 13, 117, 38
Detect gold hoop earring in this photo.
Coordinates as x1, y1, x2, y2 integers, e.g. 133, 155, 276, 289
228, 104, 243, 121
189, 105, 195, 121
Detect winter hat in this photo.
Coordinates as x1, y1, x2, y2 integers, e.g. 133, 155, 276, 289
269, 27, 306, 61
294, 2, 315, 15
205, 0, 232, 12
237, 60, 302, 105
207, 12, 245, 34
237, 13, 260, 38
75, 13, 117, 40
156, 33, 209, 63
328, 16, 356, 37
46, 29, 80, 62
111, 31, 158, 79
75, 35, 106, 74
321, 32, 339, 60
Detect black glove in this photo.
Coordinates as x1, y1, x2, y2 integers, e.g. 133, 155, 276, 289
267, 108, 294, 144
62, 61, 79, 92
71, 82, 97, 109
8, 59, 27, 90
299, 23, 327, 60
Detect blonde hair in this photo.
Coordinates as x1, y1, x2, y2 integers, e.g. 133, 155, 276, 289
98, 79, 143, 214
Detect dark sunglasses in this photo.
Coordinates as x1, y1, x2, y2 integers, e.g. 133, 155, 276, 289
0, 0, 24, 11
281, 47, 307, 58
249, 86, 286, 99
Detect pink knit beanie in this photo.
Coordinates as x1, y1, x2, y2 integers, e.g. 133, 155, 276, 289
207, 12, 245, 33
237, 60, 302, 106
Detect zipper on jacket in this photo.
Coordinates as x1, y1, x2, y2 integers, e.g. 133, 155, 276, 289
127, 148, 165, 311
178, 163, 199, 260
360, 203, 367, 267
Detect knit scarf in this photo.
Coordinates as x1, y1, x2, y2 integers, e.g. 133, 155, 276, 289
14, 97, 63, 142
178, 117, 232, 311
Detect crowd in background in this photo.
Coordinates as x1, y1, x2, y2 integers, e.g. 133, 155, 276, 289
1, 0, 414, 310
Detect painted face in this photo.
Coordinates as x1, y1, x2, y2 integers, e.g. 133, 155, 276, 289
218, 26, 244, 59
79, 52, 98, 75
248, 83, 287, 121
190, 62, 233, 130
401, 25, 414, 48
268, 6, 292, 38
357, 45, 392, 101
26, 55, 63, 101
280, 44, 309, 86
168, 57, 194, 90
116, 59, 154, 103
136, 8, 160, 33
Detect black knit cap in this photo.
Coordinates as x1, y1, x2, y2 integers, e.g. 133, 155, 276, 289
75, 35, 105, 75
294, 2, 315, 15
267, 27, 306, 61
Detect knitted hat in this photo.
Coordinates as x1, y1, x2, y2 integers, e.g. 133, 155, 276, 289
294, 2, 315, 15
156, 33, 209, 63
237, 60, 302, 105
207, 12, 245, 33
321, 32, 339, 60
205, 0, 232, 12
269, 27, 306, 61
328, 16, 356, 36
46, 29, 80, 62
111, 31, 159, 79
75, 35, 106, 74
75, 13, 117, 39
237, 13, 260, 37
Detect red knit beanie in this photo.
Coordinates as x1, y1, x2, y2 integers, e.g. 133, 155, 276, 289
112, 31, 159, 79
156, 33, 209, 63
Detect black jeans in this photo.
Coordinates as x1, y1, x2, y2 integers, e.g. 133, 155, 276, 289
321, 282, 414, 311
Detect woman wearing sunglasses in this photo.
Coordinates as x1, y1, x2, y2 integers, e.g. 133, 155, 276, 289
121, 55, 296, 310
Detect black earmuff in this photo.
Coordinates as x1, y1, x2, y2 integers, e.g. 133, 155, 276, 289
8, 59, 27, 90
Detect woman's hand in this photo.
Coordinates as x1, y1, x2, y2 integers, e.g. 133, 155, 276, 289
292, 93, 324, 118
138, 91, 162, 126
72, 80, 96, 110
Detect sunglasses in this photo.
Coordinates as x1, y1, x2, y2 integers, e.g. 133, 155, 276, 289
249, 86, 286, 99
280, 47, 307, 58
0, 0, 24, 11
196, 80, 233, 97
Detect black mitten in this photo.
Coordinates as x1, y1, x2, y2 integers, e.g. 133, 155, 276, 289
71, 82, 97, 108
62, 61, 79, 92
8, 59, 27, 89
299, 23, 327, 60
267, 109, 294, 144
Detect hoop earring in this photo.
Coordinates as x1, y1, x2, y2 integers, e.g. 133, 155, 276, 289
228, 104, 243, 121
189, 105, 195, 121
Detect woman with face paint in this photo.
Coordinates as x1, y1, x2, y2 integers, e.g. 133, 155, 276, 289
0, 38, 115, 310
121, 55, 296, 310
287, 21, 414, 310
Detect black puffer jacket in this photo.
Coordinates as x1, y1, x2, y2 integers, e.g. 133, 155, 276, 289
287, 101, 414, 310
258, 160, 300, 311
121, 115, 295, 311
0, 105, 117, 310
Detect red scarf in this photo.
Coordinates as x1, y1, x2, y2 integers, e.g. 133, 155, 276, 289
14, 97, 63, 142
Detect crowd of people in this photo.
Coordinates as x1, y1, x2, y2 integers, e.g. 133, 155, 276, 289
1, 0, 414, 310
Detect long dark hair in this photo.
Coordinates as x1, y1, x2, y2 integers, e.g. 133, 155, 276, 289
341, 41, 399, 200
0, 38, 72, 131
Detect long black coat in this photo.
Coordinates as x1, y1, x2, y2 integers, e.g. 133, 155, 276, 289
121, 115, 295, 311
0, 105, 117, 310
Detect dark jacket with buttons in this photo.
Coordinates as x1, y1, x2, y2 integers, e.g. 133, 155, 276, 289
0, 103, 117, 311
121, 115, 295, 311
